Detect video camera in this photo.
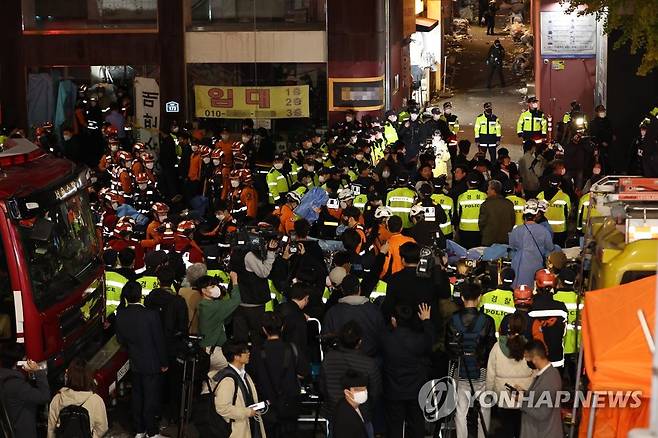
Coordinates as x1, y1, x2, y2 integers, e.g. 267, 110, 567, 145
228, 226, 280, 259
417, 231, 448, 278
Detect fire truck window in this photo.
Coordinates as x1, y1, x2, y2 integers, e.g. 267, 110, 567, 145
0, 236, 13, 340
620, 271, 654, 285
19, 192, 100, 311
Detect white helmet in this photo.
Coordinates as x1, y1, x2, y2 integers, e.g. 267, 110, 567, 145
338, 188, 354, 202
537, 199, 549, 213
523, 199, 539, 215
286, 191, 301, 204
409, 203, 425, 218
374, 206, 393, 219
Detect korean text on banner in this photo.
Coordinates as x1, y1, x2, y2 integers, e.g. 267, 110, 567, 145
134, 77, 160, 149
194, 85, 310, 119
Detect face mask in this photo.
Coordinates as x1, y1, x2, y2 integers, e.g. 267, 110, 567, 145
531, 103, 539, 110
146, 162, 154, 170
592, 167, 601, 175
375, 132, 383, 140
388, 115, 397, 123
433, 115, 441, 121
355, 154, 364, 161
485, 109, 493, 116
410, 114, 419, 121
340, 201, 348, 209
382, 170, 391, 178
560, 168, 566, 176
213, 159, 221, 166
231, 180, 240, 188
203, 157, 211, 164
242, 136, 250, 143
352, 389, 368, 405
110, 145, 119, 152
319, 175, 327, 183
111, 202, 119, 210
444, 109, 452, 115
172, 126, 179, 133
304, 165, 314, 172
138, 184, 148, 190
63, 134, 72, 141
641, 130, 647, 138
208, 286, 221, 299
158, 215, 167, 222
191, 145, 199, 152
350, 137, 358, 144
346, 116, 353, 123
221, 134, 229, 141
216, 214, 225, 221
598, 112, 606, 118
274, 163, 283, 170
526, 360, 537, 370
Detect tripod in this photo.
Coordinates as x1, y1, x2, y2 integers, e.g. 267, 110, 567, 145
177, 354, 198, 438
440, 347, 489, 438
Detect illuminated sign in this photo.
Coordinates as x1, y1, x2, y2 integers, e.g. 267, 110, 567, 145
194, 85, 310, 119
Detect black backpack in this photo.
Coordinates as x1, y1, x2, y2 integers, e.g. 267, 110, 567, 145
260, 343, 301, 422
193, 368, 240, 438
55, 395, 92, 438
451, 313, 487, 380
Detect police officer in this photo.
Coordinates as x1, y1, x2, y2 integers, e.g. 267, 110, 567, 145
538, 175, 571, 247
430, 178, 455, 240
474, 102, 502, 163
267, 153, 292, 205
407, 203, 444, 249
553, 268, 580, 358
479, 267, 516, 333
517, 96, 548, 142
422, 107, 452, 144
399, 107, 424, 167
383, 109, 400, 144
386, 175, 416, 229
504, 183, 526, 226
456, 173, 486, 249
560, 100, 588, 144
441, 101, 460, 137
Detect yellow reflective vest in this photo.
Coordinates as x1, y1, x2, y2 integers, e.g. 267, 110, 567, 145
553, 290, 581, 354
506, 195, 526, 226
353, 194, 369, 212
266, 168, 291, 205
516, 110, 548, 136
386, 187, 416, 229
105, 271, 129, 316
136, 275, 159, 296
479, 288, 515, 333
457, 189, 486, 232
431, 193, 454, 236
474, 113, 502, 147
577, 192, 601, 232
538, 190, 571, 233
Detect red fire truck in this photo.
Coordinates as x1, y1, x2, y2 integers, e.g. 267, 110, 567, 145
0, 137, 126, 398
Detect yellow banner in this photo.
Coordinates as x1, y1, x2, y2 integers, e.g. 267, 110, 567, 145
194, 85, 310, 119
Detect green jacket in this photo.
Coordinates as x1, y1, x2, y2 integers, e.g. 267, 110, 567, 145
198, 286, 241, 348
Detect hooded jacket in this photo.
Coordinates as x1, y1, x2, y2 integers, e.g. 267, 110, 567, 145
485, 337, 535, 409
322, 295, 385, 357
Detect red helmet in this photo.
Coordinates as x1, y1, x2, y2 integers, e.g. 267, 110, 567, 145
141, 152, 155, 163
104, 191, 124, 205
513, 285, 534, 306
535, 269, 557, 289
105, 126, 118, 138
229, 169, 241, 179
199, 145, 212, 158
135, 173, 149, 184
35, 127, 46, 137
211, 148, 222, 160
231, 141, 243, 154
176, 220, 196, 234
113, 221, 133, 238
233, 152, 247, 168
117, 216, 136, 227
240, 168, 253, 185
132, 142, 144, 155
116, 151, 133, 163
151, 202, 169, 216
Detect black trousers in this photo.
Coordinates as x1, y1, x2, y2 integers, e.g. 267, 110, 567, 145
386, 399, 425, 438
458, 230, 482, 250
493, 407, 521, 438
487, 65, 505, 88
553, 231, 567, 248
486, 17, 495, 34
232, 305, 266, 345
131, 372, 162, 436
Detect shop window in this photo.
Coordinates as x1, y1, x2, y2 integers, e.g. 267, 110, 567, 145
190, 0, 326, 30
22, 0, 157, 31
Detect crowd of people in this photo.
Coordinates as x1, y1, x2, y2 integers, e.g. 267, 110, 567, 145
1, 90, 657, 438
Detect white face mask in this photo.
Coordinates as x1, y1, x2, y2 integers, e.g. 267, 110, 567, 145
530, 103, 539, 110
598, 112, 606, 118
352, 389, 368, 405
221, 134, 229, 141
208, 286, 221, 299
355, 154, 364, 161
388, 115, 397, 123
410, 114, 419, 121
63, 134, 72, 141
145, 162, 154, 169
350, 137, 358, 144
213, 159, 221, 166
340, 201, 348, 209
231, 180, 240, 188
203, 157, 211, 164
241, 136, 250, 143
346, 116, 353, 123
592, 167, 601, 175
158, 214, 167, 222
216, 214, 225, 221
111, 202, 119, 210
171, 126, 179, 133
272, 162, 283, 170
382, 170, 391, 178
110, 145, 119, 152
191, 145, 199, 152
138, 184, 148, 190
304, 165, 314, 172
375, 132, 383, 140
444, 109, 452, 115
319, 175, 327, 183
433, 115, 441, 121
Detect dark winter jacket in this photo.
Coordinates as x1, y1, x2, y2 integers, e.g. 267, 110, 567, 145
322, 296, 385, 357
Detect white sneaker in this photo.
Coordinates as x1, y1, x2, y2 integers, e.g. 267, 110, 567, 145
135, 434, 147, 438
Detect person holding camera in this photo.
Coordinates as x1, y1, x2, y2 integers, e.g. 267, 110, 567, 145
198, 272, 242, 372
0, 346, 50, 438
445, 280, 497, 438
233, 239, 277, 345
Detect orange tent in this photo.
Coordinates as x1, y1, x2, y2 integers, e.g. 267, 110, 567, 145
579, 275, 655, 437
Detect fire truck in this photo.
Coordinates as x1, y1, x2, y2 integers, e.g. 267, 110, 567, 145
0, 138, 126, 398
584, 176, 658, 290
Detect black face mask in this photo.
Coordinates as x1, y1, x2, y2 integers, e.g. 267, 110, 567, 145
526, 360, 537, 370
485, 109, 493, 116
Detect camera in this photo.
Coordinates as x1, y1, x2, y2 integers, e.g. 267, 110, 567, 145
228, 226, 280, 258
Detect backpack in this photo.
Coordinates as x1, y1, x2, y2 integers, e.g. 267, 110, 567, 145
451, 313, 487, 380
193, 368, 240, 438
55, 395, 92, 438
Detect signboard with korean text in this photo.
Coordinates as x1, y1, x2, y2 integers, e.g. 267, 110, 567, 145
540, 11, 597, 58
194, 85, 310, 119
134, 76, 160, 150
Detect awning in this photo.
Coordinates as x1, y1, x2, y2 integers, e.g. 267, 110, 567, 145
416, 17, 438, 32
